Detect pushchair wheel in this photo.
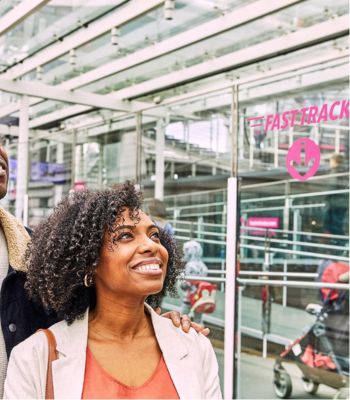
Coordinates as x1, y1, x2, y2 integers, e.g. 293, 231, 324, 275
302, 378, 319, 394
273, 369, 292, 398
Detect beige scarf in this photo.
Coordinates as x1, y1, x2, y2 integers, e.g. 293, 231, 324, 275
0, 208, 30, 272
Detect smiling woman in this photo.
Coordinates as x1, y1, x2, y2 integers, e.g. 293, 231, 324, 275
4, 182, 222, 399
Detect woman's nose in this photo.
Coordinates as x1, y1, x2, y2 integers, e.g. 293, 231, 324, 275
137, 235, 159, 253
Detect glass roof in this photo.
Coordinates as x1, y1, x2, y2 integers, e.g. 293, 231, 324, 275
0, 0, 348, 132
0, 0, 123, 71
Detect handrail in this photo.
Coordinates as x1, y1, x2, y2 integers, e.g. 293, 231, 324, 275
239, 271, 318, 278
240, 243, 349, 262
240, 235, 348, 251
241, 225, 349, 240
241, 188, 349, 204
185, 275, 225, 283
237, 278, 349, 290
242, 171, 349, 189
173, 220, 349, 241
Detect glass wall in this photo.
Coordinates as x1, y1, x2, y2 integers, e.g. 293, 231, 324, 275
235, 68, 349, 399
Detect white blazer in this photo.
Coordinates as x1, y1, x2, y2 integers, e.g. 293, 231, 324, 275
4, 304, 222, 399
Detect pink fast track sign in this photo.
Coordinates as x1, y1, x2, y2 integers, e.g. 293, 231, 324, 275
247, 100, 349, 131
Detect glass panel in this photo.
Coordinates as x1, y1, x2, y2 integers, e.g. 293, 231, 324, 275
236, 69, 350, 399
0, 1, 119, 70
74, 114, 137, 188
26, 137, 72, 227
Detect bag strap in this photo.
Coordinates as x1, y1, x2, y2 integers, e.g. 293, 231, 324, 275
38, 329, 58, 400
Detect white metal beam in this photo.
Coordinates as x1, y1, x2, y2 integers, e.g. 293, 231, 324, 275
115, 15, 348, 100
0, 79, 131, 111
61, 0, 305, 89
0, 0, 49, 36
0, 0, 304, 120
27, 15, 348, 127
2, 0, 164, 80
55, 56, 348, 139
135, 53, 348, 112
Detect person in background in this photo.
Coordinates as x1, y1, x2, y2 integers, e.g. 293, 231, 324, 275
0, 144, 206, 397
148, 198, 174, 236
180, 240, 209, 324
4, 183, 221, 399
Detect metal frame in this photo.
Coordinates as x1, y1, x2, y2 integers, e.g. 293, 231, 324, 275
0, 0, 304, 120
0, 79, 131, 111
0, 0, 49, 36
25, 16, 348, 128
2, 0, 164, 81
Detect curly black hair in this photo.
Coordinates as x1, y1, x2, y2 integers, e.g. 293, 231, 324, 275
25, 182, 183, 324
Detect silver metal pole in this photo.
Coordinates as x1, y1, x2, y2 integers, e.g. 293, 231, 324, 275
136, 112, 142, 185
15, 95, 29, 222
238, 278, 349, 290
70, 131, 76, 189
155, 119, 165, 200
282, 260, 287, 307
23, 193, 28, 227
224, 83, 239, 399
224, 176, 238, 400
236, 285, 244, 399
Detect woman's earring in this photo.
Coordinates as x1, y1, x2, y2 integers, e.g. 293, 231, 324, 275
84, 274, 93, 288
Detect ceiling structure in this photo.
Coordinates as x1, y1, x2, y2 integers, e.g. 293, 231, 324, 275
0, 0, 348, 143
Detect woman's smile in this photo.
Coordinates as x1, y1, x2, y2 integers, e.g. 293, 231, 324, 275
130, 257, 163, 276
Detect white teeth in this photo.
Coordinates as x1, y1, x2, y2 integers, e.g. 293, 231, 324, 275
134, 263, 161, 271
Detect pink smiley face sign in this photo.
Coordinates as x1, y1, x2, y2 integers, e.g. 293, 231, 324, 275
286, 137, 320, 181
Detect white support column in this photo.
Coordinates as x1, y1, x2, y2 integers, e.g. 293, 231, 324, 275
274, 128, 279, 167
224, 176, 238, 400
191, 163, 196, 177
54, 142, 64, 205
238, 113, 244, 160
15, 96, 29, 222
249, 126, 255, 168
155, 119, 165, 200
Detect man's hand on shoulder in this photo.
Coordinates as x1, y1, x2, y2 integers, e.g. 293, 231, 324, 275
155, 307, 210, 336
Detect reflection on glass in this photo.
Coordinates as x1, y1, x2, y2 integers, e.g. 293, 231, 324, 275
236, 77, 349, 399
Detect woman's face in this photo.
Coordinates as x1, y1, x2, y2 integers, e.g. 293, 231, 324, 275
95, 209, 169, 300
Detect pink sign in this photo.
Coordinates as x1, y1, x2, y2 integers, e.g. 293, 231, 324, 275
286, 137, 320, 181
247, 217, 279, 236
74, 181, 86, 191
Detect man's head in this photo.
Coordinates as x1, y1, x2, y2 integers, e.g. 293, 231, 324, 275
0, 145, 9, 199
329, 153, 344, 170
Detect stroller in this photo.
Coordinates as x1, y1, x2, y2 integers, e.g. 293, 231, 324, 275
273, 262, 349, 399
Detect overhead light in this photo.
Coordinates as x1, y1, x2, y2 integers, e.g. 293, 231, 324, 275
164, 0, 175, 20
69, 49, 77, 66
36, 66, 43, 80
111, 27, 120, 46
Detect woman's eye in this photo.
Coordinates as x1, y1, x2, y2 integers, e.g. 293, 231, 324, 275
118, 232, 133, 240
151, 231, 160, 240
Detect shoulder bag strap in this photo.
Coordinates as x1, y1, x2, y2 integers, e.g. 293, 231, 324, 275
38, 328, 58, 400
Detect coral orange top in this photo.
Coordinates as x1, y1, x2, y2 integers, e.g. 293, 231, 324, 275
82, 348, 179, 399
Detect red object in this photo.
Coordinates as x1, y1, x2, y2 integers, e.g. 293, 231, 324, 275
261, 286, 269, 303
189, 281, 217, 314
300, 345, 336, 370
321, 262, 350, 301
300, 345, 314, 367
